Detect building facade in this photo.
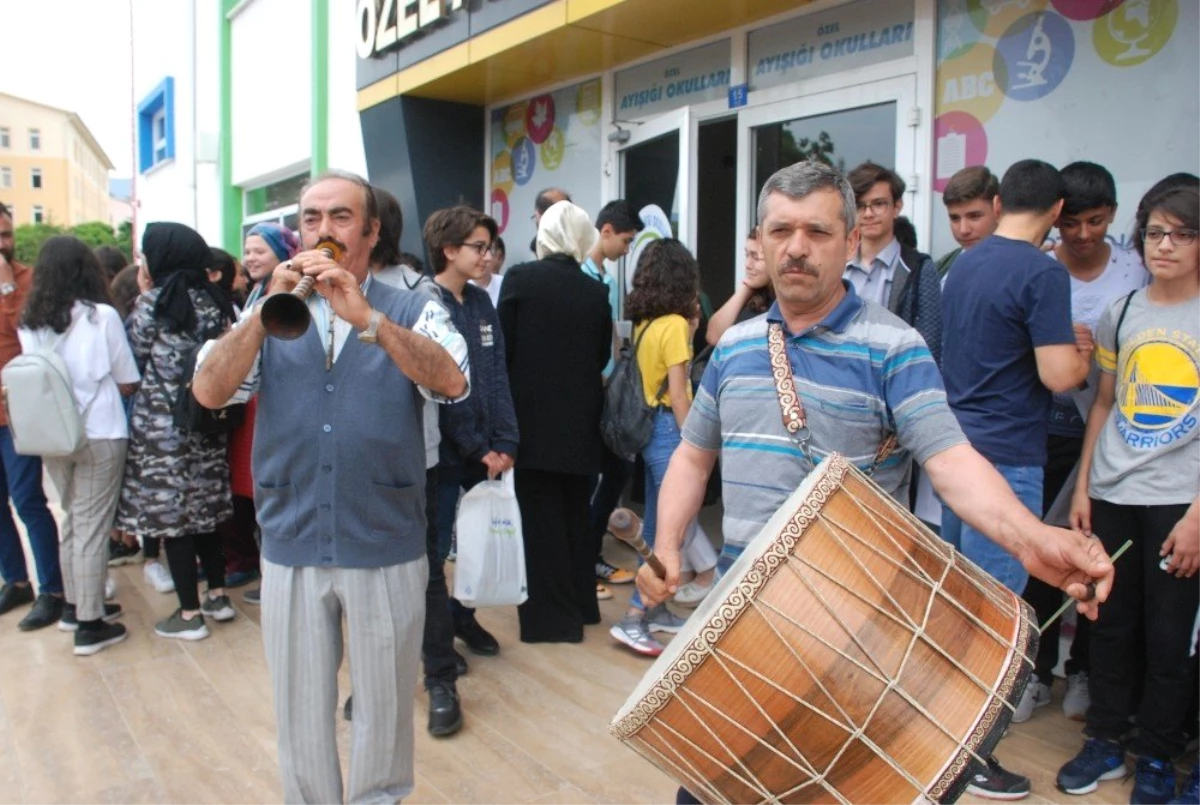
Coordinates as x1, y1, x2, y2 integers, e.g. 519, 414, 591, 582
132, 0, 1199, 300
0, 92, 114, 227
354, 0, 1200, 312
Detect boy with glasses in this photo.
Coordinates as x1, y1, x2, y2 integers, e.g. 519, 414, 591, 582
425, 206, 517, 673
844, 162, 943, 366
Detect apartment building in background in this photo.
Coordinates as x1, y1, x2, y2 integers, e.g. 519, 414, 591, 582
0, 92, 114, 227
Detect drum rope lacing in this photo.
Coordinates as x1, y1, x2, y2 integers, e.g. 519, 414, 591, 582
619, 465, 1037, 804
767, 323, 898, 476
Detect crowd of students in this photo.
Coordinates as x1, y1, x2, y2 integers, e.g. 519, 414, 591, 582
0, 157, 1195, 805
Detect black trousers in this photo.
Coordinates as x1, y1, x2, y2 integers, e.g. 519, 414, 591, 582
588, 445, 634, 564
1024, 434, 1090, 682
421, 466, 458, 688
1087, 498, 1197, 760
215, 494, 259, 574
163, 531, 225, 611
515, 468, 597, 643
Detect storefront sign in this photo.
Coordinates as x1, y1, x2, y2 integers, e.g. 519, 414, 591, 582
356, 0, 465, 59
614, 40, 732, 121
748, 0, 914, 91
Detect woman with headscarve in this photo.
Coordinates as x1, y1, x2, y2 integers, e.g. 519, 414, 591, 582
496, 201, 613, 643
242, 222, 299, 309
115, 222, 237, 641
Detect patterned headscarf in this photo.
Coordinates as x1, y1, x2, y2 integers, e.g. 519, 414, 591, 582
246, 222, 300, 263
535, 200, 597, 263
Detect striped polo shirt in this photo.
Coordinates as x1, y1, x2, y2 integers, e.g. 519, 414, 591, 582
682, 282, 966, 569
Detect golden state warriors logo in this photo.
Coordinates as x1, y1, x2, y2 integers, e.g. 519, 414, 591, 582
1116, 339, 1199, 449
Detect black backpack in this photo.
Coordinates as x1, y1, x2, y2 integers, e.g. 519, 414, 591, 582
600, 322, 668, 461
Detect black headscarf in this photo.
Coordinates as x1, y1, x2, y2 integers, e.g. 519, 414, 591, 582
142, 222, 235, 333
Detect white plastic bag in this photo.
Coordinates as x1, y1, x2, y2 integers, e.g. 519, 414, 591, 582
453, 471, 528, 608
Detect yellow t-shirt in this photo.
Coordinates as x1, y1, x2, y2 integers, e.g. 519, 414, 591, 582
634, 314, 693, 408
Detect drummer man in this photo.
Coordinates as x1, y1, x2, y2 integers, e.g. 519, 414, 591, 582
636, 161, 1114, 800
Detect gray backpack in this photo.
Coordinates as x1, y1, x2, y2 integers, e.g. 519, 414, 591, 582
600, 321, 668, 461
2, 319, 87, 457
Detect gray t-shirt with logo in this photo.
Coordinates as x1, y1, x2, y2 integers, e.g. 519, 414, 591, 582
1089, 289, 1200, 506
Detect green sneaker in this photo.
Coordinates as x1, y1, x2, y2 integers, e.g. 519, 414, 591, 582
200, 595, 236, 622
154, 609, 209, 641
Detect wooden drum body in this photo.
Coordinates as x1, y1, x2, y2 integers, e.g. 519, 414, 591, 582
611, 455, 1037, 804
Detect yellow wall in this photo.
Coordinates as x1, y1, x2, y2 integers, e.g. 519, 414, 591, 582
0, 94, 112, 227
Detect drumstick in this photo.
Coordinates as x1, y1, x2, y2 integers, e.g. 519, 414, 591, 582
1039, 538, 1132, 633
608, 508, 666, 579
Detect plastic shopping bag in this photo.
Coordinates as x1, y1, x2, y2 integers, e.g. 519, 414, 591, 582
453, 471, 528, 607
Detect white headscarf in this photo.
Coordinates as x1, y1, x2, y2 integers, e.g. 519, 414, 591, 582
535, 200, 597, 262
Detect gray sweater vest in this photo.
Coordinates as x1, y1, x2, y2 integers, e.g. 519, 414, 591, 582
253, 281, 428, 568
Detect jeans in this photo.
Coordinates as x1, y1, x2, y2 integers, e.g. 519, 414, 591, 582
421, 466, 458, 687
631, 411, 717, 611
1026, 434, 1090, 682
435, 461, 486, 623
0, 426, 62, 593
1086, 499, 1197, 760
941, 462, 1042, 595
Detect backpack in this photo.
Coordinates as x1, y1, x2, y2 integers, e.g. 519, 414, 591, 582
1, 317, 88, 457
162, 325, 245, 434
600, 321, 669, 461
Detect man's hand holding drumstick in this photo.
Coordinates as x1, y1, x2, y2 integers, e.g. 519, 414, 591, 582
634, 441, 1116, 619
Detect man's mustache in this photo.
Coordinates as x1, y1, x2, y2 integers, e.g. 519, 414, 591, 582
779, 258, 818, 276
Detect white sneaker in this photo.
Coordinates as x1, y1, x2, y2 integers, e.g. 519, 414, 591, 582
1012, 678, 1052, 723
674, 571, 719, 608
143, 561, 175, 594
104, 574, 117, 601
1062, 671, 1090, 721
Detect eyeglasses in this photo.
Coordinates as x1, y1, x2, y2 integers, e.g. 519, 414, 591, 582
1142, 227, 1198, 247
856, 198, 894, 215
460, 241, 491, 255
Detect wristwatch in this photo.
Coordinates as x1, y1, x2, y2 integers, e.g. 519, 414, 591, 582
357, 309, 384, 344
0, 283, 15, 297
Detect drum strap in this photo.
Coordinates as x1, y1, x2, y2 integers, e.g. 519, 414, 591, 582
767, 321, 898, 476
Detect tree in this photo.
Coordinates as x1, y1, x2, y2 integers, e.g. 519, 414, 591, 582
13, 223, 66, 264
116, 220, 133, 260
68, 220, 119, 249
14, 220, 133, 264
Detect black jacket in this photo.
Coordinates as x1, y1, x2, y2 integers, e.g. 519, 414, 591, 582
497, 254, 612, 475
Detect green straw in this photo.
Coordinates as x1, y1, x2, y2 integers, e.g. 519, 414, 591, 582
1039, 538, 1133, 634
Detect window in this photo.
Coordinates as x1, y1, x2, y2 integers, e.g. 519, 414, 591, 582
0, 167, 10, 189
137, 77, 175, 172
31, 168, 42, 189
152, 109, 168, 163
32, 205, 44, 224
0, 128, 9, 149
29, 129, 40, 151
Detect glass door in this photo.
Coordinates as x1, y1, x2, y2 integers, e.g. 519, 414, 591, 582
617, 107, 697, 314
735, 75, 918, 281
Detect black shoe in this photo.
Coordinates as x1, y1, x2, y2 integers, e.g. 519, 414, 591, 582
454, 616, 500, 656
18, 593, 64, 632
107, 540, 142, 567
455, 650, 469, 677
243, 587, 261, 605
966, 755, 1031, 801
344, 695, 353, 721
0, 583, 34, 616
58, 603, 123, 632
427, 682, 463, 737
74, 622, 128, 656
